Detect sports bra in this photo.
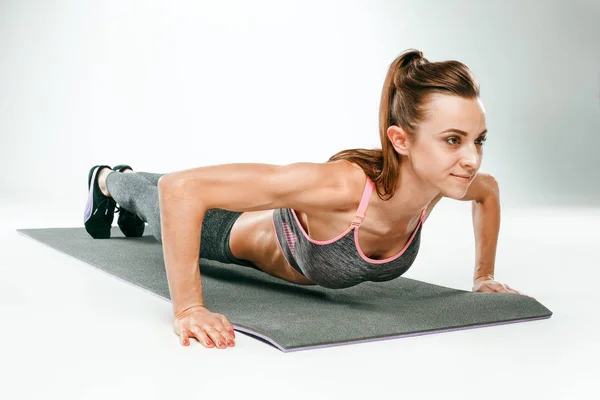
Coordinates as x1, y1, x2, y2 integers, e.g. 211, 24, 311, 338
271, 175, 426, 289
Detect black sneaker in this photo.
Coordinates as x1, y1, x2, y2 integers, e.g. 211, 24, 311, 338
83, 165, 116, 239
112, 164, 146, 237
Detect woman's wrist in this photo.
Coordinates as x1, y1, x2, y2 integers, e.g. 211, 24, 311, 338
175, 304, 206, 320
474, 274, 495, 284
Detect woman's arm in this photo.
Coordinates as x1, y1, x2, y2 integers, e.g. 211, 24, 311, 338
472, 192, 500, 284
456, 171, 501, 284
157, 161, 352, 317
461, 173, 501, 284
157, 179, 207, 317
461, 174, 533, 298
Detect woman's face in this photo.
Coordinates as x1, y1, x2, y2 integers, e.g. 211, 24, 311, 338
406, 94, 488, 199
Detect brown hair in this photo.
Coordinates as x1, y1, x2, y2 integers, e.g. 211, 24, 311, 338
327, 48, 481, 201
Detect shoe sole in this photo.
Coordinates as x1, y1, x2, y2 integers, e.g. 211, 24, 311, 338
83, 166, 113, 239
83, 166, 100, 224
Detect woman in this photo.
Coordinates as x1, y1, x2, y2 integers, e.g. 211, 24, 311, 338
83, 49, 533, 350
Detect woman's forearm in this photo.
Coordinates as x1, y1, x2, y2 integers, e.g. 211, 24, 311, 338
472, 193, 500, 284
158, 178, 207, 317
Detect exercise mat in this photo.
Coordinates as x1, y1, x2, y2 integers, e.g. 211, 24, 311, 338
17, 227, 552, 352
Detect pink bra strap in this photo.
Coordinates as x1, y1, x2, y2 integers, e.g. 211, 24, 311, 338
351, 178, 374, 227
350, 176, 428, 227
420, 206, 428, 221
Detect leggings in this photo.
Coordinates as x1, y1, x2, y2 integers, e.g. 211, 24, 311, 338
105, 170, 260, 270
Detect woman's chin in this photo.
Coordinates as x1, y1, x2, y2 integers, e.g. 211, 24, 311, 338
444, 192, 465, 200
440, 185, 469, 200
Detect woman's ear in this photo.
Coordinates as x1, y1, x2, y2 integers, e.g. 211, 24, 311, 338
387, 125, 411, 156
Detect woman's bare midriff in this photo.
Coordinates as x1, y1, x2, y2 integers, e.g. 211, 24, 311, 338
228, 209, 317, 285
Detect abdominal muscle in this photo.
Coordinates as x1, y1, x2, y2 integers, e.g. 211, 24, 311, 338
228, 209, 317, 285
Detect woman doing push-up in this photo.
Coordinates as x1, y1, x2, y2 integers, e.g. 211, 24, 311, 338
83, 49, 533, 350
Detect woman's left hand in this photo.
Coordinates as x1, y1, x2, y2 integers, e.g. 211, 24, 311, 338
472, 279, 536, 300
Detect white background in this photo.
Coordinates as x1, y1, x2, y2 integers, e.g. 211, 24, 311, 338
1, 0, 599, 399
2, 0, 599, 206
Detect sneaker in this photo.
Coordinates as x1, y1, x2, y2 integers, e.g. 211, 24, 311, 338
83, 165, 116, 239
112, 164, 146, 237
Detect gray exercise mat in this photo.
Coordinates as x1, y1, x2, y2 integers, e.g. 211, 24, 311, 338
17, 227, 552, 352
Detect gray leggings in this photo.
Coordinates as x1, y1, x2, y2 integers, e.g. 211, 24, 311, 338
105, 170, 260, 270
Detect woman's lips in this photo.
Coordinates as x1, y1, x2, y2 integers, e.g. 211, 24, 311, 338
451, 174, 472, 183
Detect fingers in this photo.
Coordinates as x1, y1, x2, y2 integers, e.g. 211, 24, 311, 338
504, 284, 537, 300
203, 326, 235, 349
175, 309, 237, 349
220, 315, 237, 340
180, 328, 192, 346
505, 285, 522, 294
220, 315, 235, 332
496, 282, 518, 294
477, 281, 537, 300
190, 327, 215, 348
178, 323, 236, 349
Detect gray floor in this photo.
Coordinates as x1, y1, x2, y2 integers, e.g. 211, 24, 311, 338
1, 198, 598, 399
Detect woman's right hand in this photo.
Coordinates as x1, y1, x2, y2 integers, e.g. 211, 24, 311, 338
174, 305, 236, 349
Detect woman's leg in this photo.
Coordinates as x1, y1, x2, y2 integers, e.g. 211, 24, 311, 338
104, 170, 261, 271
113, 165, 164, 186
135, 171, 165, 186
105, 171, 165, 243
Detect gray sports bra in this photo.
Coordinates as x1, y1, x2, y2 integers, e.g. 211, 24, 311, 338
272, 176, 426, 289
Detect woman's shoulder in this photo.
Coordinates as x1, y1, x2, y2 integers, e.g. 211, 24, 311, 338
330, 160, 371, 208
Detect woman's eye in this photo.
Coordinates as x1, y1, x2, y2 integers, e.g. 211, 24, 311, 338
446, 137, 487, 145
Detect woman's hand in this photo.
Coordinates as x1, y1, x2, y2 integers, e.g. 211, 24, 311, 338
472, 279, 536, 300
174, 305, 236, 349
